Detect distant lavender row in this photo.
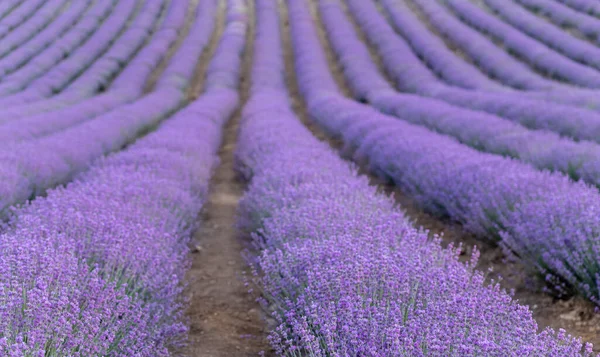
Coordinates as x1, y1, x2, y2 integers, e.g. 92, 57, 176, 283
354, 0, 600, 142
303, 0, 600, 306
236, 1, 595, 354
0, 0, 21, 20
0, 0, 66, 58
376, 0, 503, 90
0, 0, 117, 97
320, 0, 600, 189
0, 0, 247, 353
515, 0, 600, 40
0, 0, 45, 40
445, 0, 600, 87
0, 0, 218, 216
407, 0, 555, 89
483, 0, 600, 69
0, 0, 140, 107
0, 0, 92, 77
557, 0, 600, 16
0, 0, 163, 117
0, 0, 190, 145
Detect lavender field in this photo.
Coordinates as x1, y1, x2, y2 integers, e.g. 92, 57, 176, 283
3, 0, 600, 355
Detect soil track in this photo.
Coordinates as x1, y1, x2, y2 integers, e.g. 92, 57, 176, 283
182, 0, 272, 356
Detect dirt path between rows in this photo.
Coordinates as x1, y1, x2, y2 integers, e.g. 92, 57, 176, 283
181, 0, 272, 356
300, 0, 600, 350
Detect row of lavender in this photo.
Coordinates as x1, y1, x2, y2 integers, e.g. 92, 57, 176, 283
0, 0, 248, 354
310, 0, 600, 309
235, 0, 596, 354
321, 0, 600, 199
0, 0, 203, 217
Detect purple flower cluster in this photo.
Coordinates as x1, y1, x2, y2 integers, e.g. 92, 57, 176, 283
0, 0, 118, 99
0, 0, 247, 353
236, 1, 596, 354
515, 0, 600, 40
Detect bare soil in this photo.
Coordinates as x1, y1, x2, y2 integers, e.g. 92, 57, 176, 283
181, 0, 273, 355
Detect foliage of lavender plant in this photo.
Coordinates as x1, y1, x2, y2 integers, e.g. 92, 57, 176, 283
235, 1, 596, 354
0, 0, 247, 353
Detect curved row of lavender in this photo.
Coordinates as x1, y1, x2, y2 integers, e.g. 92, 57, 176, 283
373, 0, 503, 90
0, 0, 138, 107
401, 0, 600, 108
444, 0, 600, 87
0, 0, 247, 353
319, 0, 600, 190
355, 0, 600, 142
0, 0, 189, 146
483, 0, 600, 69
557, 0, 600, 16
407, 0, 555, 90
0, 0, 45, 40
0, 0, 67, 58
515, 0, 600, 40
299, 0, 600, 306
0, 0, 216, 217
235, 0, 595, 354
0, 0, 167, 117
0, 0, 93, 77
0, 0, 21, 20
0, 0, 117, 97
